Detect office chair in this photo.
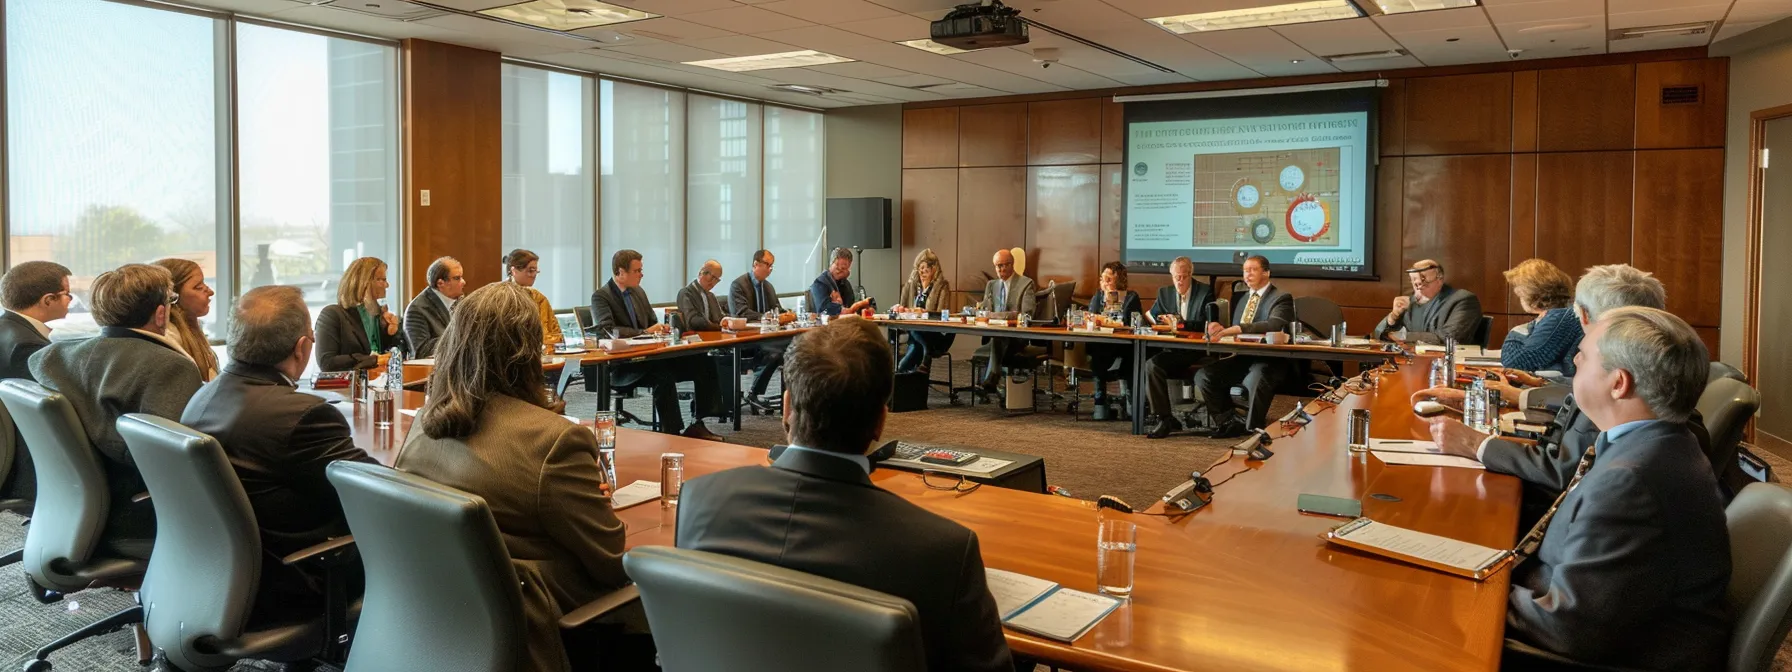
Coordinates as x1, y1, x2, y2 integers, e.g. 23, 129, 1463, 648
1292, 296, 1344, 337
1, 398, 34, 568
1697, 378, 1761, 493
1710, 361, 1748, 384
0, 380, 147, 672
119, 414, 356, 672
1724, 483, 1792, 672
1470, 315, 1494, 348
624, 546, 927, 672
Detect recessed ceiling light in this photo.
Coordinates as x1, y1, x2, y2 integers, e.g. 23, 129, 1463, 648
1290, 59, 1303, 63
1146, 0, 1362, 33
1610, 21, 1712, 40
684, 50, 855, 72
1368, 0, 1479, 14
897, 39, 971, 55
479, 0, 657, 31
770, 84, 838, 96
1518, 23, 1591, 34
1323, 48, 1408, 63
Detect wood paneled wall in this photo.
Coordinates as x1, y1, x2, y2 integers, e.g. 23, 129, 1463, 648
403, 39, 502, 297
900, 54, 1728, 351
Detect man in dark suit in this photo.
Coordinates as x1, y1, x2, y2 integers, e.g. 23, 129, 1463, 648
591, 249, 724, 440
675, 260, 727, 331
1179, 255, 1296, 438
1142, 256, 1215, 435
808, 247, 871, 317
403, 256, 464, 358
677, 317, 1014, 672
30, 264, 205, 556
728, 250, 784, 410
0, 261, 72, 503
1371, 259, 1483, 345
182, 285, 375, 623
1488, 307, 1730, 671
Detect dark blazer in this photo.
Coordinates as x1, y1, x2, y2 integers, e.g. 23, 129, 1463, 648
590, 279, 657, 339
1484, 396, 1714, 500
1372, 285, 1484, 345
728, 273, 781, 321
677, 449, 1014, 672
808, 272, 857, 316
1226, 284, 1295, 334
898, 278, 952, 314
675, 281, 726, 331
403, 289, 452, 359
1507, 421, 1731, 671
397, 395, 627, 672
181, 361, 375, 621
1148, 282, 1214, 326
315, 303, 403, 372
0, 311, 50, 382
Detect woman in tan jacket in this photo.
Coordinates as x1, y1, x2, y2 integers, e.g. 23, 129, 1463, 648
396, 282, 625, 671
504, 248, 565, 349
890, 248, 955, 374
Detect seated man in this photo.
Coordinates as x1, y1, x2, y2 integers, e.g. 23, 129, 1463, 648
182, 285, 376, 623
1181, 255, 1294, 439
403, 256, 465, 358
30, 263, 205, 556
808, 247, 871, 317
676, 260, 727, 331
591, 249, 724, 441
0, 261, 71, 503
1142, 256, 1215, 435
1495, 307, 1730, 671
727, 250, 784, 410
976, 248, 1036, 392
676, 317, 1013, 672
1371, 259, 1483, 345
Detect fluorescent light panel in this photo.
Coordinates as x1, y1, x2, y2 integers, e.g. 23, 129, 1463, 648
1147, 0, 1363, 34
898, 39, 970, 55
1370, 0, 1479, 14
479, 0, 657, 31
684, 50, 855, 72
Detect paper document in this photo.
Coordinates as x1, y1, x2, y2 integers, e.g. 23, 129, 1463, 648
1004, 587, 1122, 643
1417, 344, 1484, 356
1367, 439, 1441, 454
1330, 519, 1508, 573
610, 480, 661, 510
1371, 451, 1484, 470
399, 408, 418, 418
984, 568, 1058, 619
406, 358, 435, 366
1338, 337, 1377, 348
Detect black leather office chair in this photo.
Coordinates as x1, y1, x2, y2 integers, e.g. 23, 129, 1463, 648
1710, 361, 1748, 384
119, 414, 356, 672
1292, 296, 1344, 337
0, 396, 33, 568
625, 546, 927, 672
0, 380, 147, 672
1698, 378, 1761, 494
1470, 315, 1494, 348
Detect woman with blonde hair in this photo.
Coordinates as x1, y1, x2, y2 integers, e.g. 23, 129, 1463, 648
1500, 258, 1581, 375
504, 248, 565, 348
152, 257, 219, 381
314, 257, 404, 372
890, 248, 954, 374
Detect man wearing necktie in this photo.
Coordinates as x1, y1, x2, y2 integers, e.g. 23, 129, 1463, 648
590, 249, 725, 441
727, 250, 784, 409
975, 249, 1036, 392
677, 260, 728, 331
1492, 307, 1729, 671
1168, 255, 1294, 439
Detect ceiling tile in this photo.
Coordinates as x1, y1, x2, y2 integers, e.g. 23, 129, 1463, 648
1609, 31, 1711, 51
679, 6, 815, 32
615, 16, 740, 40
864, 0, 962, 13
609, 0, 744, 15
1483, 0, 1603, 24
606, 42, 735, 62
1273, 18, 1402, 56
678, 34, 803, 56
1183, 26, 1321, 62
808, 61, 913, 78
1728, 0, 1792, 23
1098, 0, 1289, 20
419, 0, 519, 9
1714, 20, 1770, 42
753, 25, 1063, 93
835, 14, 934, 41
1608, 0, 1727, 12
1497, 16, 1607, 50
874, 72, 954, 87
1396, 25, 1513, 65
952, 46, 1126, 90
416, 13, 605, 50
1609, 5, 1730, 29
1106, 70, 1198, 86
1329, 53, 1424, 72
1373, 6, 1491, 33
758, 0, 902, 23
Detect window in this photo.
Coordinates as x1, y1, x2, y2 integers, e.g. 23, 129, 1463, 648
237, 22, 400, 322
686, 95, 761, 284
5, 0, 224, 336
502, 63, 594, 310
763, 106, 826, 292
600, 80, 685, 302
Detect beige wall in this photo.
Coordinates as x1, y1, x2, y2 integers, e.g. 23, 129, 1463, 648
825, 104, 905, 306
1721, 26, 1792, 365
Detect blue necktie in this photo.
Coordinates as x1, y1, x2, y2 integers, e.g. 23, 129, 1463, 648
621, 289, 639, 329
755, 280, 766, 313
996, 282, 1006, 310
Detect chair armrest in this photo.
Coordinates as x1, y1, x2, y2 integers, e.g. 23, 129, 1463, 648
282, 535, 356, 566
557, 584, 640, 630
131, 491, 151, 503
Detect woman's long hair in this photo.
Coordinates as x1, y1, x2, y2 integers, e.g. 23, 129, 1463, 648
907, 248, 941, 290
418, 282, 547, 439
337, 257, 387, 310
152, 257, 218, 379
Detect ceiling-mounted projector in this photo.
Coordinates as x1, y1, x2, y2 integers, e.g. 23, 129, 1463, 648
930, 0, 1029, 50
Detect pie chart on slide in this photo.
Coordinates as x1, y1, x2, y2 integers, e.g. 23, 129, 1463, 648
1231, 177, 1261, 213
1286, 194, 1330, 242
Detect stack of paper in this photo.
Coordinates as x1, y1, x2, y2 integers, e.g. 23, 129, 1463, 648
983, 569, 1122, 642
1370, 450, 1484, 470
609, 480, 661, 510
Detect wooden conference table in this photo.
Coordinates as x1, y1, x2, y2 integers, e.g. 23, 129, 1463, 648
566, 327, 808, 430
344, 355, 1522, 672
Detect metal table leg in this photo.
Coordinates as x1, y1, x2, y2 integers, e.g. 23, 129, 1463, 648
732, 347, 743, 431
596, 362, 611, 413
1131, 340, 1147, 435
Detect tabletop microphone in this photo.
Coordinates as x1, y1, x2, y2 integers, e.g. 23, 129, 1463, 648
1162, 470, 1214, 512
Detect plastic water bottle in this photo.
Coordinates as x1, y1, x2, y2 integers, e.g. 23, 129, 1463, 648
387, 347, 404, 391
1466, 378, 1486, 432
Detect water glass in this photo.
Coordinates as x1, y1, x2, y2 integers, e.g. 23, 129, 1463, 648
1428, 359, 1449, 389
1347, 409, 1370, 453
1017, 312, 1031, 328
593, 411, 618, 486
370, 387, 395, 429
1097, 519, 1137, 599
660, 453, 684, 508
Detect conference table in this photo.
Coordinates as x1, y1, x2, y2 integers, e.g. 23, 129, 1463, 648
343, 353, 1523, 672
569, 326, 810, 430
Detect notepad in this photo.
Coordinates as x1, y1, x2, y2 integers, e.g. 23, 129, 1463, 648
1366, 439, 1442, 454
982, 569, 1122, 642
1370, 451, 1485, 470
609, 480, 661, 510
1324, 518, 1513, 580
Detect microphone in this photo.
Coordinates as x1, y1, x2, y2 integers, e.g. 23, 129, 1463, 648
1047, 485, 1074, 498
1231, 429, 1275, 461
1162, 470, 1214, 512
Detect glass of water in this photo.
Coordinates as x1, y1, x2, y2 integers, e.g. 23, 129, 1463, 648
1347, 409, 1371, 453
593, 411, 618, 486
1097, 519, 1137, 599
660, 452, 684, 508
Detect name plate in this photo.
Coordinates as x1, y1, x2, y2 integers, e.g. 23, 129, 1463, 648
988, 319, 1011, 327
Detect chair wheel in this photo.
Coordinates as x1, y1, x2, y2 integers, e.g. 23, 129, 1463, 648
22, 659, 51, 672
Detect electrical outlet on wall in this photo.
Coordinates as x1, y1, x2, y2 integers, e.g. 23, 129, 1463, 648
420, 189, 431, 206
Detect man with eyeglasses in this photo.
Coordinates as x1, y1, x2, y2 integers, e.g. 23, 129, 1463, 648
1371, 259, 1484, 345
0, 260, 73, 506
728, 249, 785, 410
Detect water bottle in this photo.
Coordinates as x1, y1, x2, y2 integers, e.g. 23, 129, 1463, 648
1442, 337, 1458, 383
1466, 378, 1486, 431
387, 347, 404, 391
1429, 358, 1448, 389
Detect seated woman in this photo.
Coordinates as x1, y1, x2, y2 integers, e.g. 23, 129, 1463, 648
891, 248, 954, 374
396, 282, 627, 672
505, 248, 566, 350
315, 256, 404, 372
1500, 258, 1581, 376
1086, 262, 1142, 420
153, 257, 219, 381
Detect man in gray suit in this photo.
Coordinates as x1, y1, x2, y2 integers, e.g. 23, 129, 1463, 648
403, 256, 464, 358
976, 248, 1036, 391
1371, 259, 1483, 345
1142, 256, 1215, 432
1493, 307, 1730, 671
30, 264, 204, 556
675, 260, 727, 331
1177, 255, 1295, 438
728, 250, 784, 409
590, 249, 723, 441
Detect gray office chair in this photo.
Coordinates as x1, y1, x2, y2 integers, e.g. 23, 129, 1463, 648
1711, 361, 1749, 384
624, 546, 927, 672
1725, 483, 1792, 672
1697, 378, 1761, 489
120, 414, 354, 672
0, 379, 146, 671
1292, 296, 1344, 337
1, 397, 33, 568
1469, 315, 1494, 348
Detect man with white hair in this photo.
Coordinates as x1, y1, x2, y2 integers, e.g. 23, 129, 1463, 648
677, 259, 728, 331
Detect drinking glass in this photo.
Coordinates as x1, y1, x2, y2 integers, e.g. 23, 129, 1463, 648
370, 387, 395, 429
1347, 409, 1370, 453
660, 453, 684, 508
1097, 519, 1137, 599
593, 411, 618, 487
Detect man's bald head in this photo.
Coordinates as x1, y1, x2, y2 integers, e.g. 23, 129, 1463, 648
1408, 258, 1444, 298
697, 259, 724, 290
993, 249, 1015, 280
229, 285, 314, 370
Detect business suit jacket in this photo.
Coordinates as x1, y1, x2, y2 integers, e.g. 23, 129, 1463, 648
977, 274, 1036, 315
1372, 285, 1484, 345
898, 277, 952, 313
1090, 289, 1142, 322
1148, 282, 1214, 326
30, 328, 204, 548
403, 289, 452, 359
1485, 396, 1714, 502
315, 303, 404, 372
1226, 284, 1295, 334
590, 279, 657, 339
0, 311, 50, 502
728, 273, 780, 321
181, 361, 375, 622
808, 272, 857, 316
675, 281, 725, 331
397, 395, 628, 672
677, 448, 1013, 672
1507, 421, 1731, 671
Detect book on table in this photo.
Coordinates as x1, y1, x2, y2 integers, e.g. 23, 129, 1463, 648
984, 568, 1123, 643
